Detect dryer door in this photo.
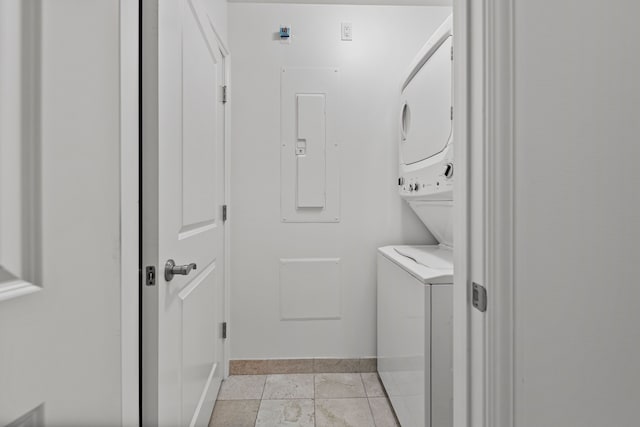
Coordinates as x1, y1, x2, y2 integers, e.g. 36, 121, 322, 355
400, 36, 452, 166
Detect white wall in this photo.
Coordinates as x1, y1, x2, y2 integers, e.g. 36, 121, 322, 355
513, 1, 640, 425
229, 3, 450, 359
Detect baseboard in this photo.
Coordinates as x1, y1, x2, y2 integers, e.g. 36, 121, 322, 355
229, 358, 377, 375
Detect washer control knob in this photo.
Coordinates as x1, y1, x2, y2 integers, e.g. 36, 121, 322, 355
444, 163, 454, 179
408, 183, 414, 192
413, 183, 420, 191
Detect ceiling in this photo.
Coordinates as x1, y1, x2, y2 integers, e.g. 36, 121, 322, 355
227, 0, 452, 6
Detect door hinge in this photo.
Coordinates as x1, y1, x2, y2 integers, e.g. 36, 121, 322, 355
221, 85, 228, 103
222, 204, 228, 222
222, 322, 228, 339
472, 282, 487, 312
451, 45, 453, 61
450, 106, 454, 121
145, 266, 156, 286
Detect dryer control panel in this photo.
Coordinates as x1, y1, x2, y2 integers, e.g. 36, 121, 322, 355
399, 146, 453, 201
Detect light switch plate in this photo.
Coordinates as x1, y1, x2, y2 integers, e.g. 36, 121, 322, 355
341, 22, 352, 41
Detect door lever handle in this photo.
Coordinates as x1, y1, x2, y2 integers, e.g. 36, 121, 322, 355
164, 259, 197, 281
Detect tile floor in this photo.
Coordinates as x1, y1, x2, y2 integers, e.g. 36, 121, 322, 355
209, 373, 400, 427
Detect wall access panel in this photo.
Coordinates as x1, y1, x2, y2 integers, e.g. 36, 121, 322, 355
281, 67, 340, 222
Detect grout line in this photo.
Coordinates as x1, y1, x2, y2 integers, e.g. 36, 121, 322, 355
312, 373, 316, 400
253, 376, 268, 427
360, 372, 378, 426
252, 400, 260, 427
365, 394, 378, 427
357, 372, 367, 398
361, 372, 369, 398
260, 375, 267, 400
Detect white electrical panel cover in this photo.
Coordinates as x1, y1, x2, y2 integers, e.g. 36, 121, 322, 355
281, 67, 340, 223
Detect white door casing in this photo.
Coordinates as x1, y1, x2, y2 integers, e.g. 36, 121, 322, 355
483, 0, 514, 426
454, 0, 513, 425
457, 0, 517, 425
452, 0, 485, 426
142, 0, 227, 425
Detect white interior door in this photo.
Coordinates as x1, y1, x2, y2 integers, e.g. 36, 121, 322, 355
1, 0, 133, 425
142, 0, 227, 425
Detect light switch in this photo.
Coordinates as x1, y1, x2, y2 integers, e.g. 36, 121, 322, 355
341, 22, 352, 41
296, 140, 306, 155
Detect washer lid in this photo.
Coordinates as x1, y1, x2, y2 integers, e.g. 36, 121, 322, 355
378, 245, 453, 284
394, 245, 452, 269
400, 33, 452, 166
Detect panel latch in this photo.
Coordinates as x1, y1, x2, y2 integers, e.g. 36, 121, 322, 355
472, 282, 487, 312
145, 266, 156, 286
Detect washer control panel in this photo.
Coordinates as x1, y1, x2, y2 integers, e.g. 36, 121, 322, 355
398, 152, 453, 199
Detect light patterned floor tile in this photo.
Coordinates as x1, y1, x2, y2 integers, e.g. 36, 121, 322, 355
361, 373, 385, 397
209, 400, 260, 427
255, 399, 315, 427
315, 398, 374, 427
263, 374, 314, 399
217, 375, 266, 400
315, 373, 366, 399
211, 373, 396, 427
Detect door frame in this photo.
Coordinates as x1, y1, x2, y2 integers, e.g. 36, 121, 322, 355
202, 14, 232, 381
452, 0, 516, 426
483, 0, 515, 425
125, 0, 516, 423
451, 0, 470, 425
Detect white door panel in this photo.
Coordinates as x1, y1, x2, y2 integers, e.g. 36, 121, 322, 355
1, 0, 127, 424
143, 0, 226, 425
182, 3, 219, 230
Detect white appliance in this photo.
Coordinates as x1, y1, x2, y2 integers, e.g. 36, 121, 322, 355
399, 14, 454, 248
378, 15, 454, 427
377, 246, 453, 427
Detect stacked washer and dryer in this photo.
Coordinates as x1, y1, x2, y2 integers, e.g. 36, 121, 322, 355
377, 15, 454, 427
